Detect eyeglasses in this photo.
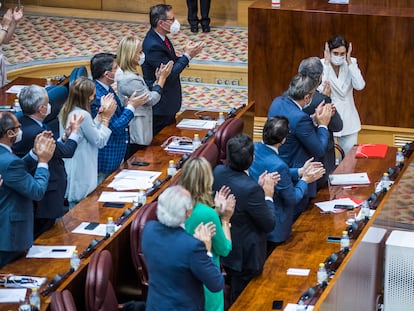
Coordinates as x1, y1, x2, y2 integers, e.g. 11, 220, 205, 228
7, 124, 21, 131
164, 17, 175, 22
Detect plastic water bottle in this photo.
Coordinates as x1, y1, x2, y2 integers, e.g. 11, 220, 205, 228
317, 263, 328, 285
29, 287, 41, 311
360, 200, 370, 220
45, 77, 53, 87
192, 133, 201, 150
136, 189, 147, 206
14, 99, 22, 113
396, 147, 404, 167
70, 249, 80, 271
340, 231, 350, 251
106, 217, 115, 236
380, 172, 391, 191
217, 112, 225, 126
167, 160, 177, 176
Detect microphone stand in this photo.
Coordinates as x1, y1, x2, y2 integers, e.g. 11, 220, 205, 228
145, 175, 172, 197
41, 267, 75, 296
79, 233, 110, 259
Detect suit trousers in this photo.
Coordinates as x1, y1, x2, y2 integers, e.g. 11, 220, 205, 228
186, 0, 211, 26
224, 266, 260, 304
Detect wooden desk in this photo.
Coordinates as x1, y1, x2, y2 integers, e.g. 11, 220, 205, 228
0, 77, 254, 310
230, 146, 397, 310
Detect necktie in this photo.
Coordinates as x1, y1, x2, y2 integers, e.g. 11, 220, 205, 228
164, 38, 172, 51
108, 86, 122, 114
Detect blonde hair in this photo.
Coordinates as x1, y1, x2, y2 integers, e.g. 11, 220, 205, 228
179, 157, 214, 207
116, 36, 141, 73
59, 77, 95, 128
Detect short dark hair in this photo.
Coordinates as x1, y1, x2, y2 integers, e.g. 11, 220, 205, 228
227, 133, 254, 171
149, 4, 172, 28
328, 35, 349, 52
287, 74, 319, 101
0, 112, 16, 138
263, 116, 290, 146
90, 53, 116, 80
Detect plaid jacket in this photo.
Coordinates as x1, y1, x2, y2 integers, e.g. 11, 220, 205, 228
92, 81, 134, 174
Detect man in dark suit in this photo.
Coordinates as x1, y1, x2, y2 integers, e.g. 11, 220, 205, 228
249, 117, 325, 255
212, 133, 276, 303
142, 4, 204, 135
299, 57, 343, 189
0, 111, 55, 268
142, 185, 224, 311
13, 85, 82, 237
268, 74, 332, 202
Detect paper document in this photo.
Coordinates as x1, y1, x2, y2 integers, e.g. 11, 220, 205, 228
72, 222, 120, 236
328, 0, 348, 4
177, 118, 217, 129
286, 268, 310, 276
164, 140, 195, 153
26, 245, 76, 258
315, 197, 359, 213
6, 85, 26, 94
284, 303, 314, 311
108, 169, 161, 191
0, 288, 27, 302
329, 172, 370, 185
98, 191, 139, 203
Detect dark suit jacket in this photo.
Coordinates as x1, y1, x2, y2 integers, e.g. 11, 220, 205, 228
268, 95, 330, 197
0, 145, 49, 252
249, 142, 308, 242
142, 28, 190, 117
142, 221, 224, 311
303, 92, 343, 186
212, 165, 275, 274
13, 116, 77, 218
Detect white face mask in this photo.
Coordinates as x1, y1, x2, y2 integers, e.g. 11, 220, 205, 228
138, 52, 146, 66
46, 103, 51, 117
11, 128, 23, 143
169, 19, 181, 34
331, 55, 345, 66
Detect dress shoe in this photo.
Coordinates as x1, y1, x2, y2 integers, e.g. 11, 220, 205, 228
202, 25, 211, 33
190, 25, 199, 33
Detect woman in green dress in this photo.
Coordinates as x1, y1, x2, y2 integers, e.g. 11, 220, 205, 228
180, 157, 235, 311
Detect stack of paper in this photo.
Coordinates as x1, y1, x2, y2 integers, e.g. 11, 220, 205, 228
328, 172, 370, 185
177, 118, 217, 129
108, 170, 161, 191
164, 140, 195, 153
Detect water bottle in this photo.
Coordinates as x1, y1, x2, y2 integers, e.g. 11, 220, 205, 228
380, 172, 391, 191
296, 300, 306, 311
45, 77, 53, 87
167, 160, 177, 176
217, 112, 225, 126
340, 231, 350, 251
70, 249, 80, 271
396, 147, 404, 167
360, 200, 370, 221
136, 189, 147, 206
29, 287, 41, 311
317, 263, 328, 285
106, 217, 115, 236
192, 133, 201, 150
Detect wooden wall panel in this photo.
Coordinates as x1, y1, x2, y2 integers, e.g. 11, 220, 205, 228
248, 0, 414, 129
20, 0, 102, 10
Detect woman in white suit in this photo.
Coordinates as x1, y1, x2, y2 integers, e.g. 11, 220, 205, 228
319, 35, 366, 155
59, 77, 116, 207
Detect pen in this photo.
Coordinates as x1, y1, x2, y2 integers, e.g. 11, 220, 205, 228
343, 186, 358, 189
51, 249, 68, 252
119, 195, 137, 198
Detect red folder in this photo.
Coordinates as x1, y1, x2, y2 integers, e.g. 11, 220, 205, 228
355, 144, 389, 158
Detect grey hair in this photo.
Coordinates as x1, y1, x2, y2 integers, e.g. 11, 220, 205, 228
298, 57, 323, 81
19, 85, 47, 115
157, 185, 193, 228
287, 74, 319, 101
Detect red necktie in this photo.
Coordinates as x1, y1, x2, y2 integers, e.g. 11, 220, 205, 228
164, 38, 172, 51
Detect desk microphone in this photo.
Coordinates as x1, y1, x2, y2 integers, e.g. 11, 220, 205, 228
115, 203, 143, 226
145, 175, 172, 197
201, 129, 215, 144
79, 233, 110, 259
176, 153, 190, 170
41, 267, 75, 296
225, 104, 246, 120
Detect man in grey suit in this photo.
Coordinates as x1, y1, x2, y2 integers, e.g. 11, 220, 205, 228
0, 111, 55, 268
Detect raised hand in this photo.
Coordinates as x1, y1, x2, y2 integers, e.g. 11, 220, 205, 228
12, 6, 24, 22
193, 222, 215, 252
324, 42, 331, 65
258, 171, 275, 198
127, 91, 149, 109
1, 9, 13, 28
214, 186, 235, 221
346, 42, 353, 65
184, 41, 204, 59
33, 132, 56, 163
65, 113, 84, 137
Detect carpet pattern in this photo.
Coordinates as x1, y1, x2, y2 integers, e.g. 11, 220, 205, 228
4, 15, 248, 111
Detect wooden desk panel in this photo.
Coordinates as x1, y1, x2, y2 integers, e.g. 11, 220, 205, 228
230, 146, 396, 310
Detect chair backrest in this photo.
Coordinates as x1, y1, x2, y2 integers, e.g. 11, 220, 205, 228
85, 250, 118, 311
130, 202, 158, 300
190, 142, 219, 169
69, 66, 88, 88
214, 117, 244, 164
44, 85, 69, 137
51, 290, 77, 311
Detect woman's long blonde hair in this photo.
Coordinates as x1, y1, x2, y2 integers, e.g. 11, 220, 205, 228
179, 157, 214, 207
116, 36, 141, 74
59, 76, 95, 128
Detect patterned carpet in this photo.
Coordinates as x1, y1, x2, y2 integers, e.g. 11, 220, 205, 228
4, 15, 248, 111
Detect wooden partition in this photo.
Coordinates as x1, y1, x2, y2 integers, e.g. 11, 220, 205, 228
248, 0, 414, 130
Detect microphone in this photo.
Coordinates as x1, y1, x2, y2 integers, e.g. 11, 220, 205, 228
201, 129, 215, 144
145, 175, 172, 197
225, 104, 246, 120
176, 153, 190, 170
79, 233, 110, 259
115, 203, 143, 226
41, 267, 75, 296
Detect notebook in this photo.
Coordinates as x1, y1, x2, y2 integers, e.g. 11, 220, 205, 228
355, 144, 388, 158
